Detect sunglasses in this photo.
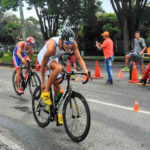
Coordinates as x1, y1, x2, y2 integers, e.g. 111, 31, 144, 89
28, 43, 35, 47
64, 41, 73, 45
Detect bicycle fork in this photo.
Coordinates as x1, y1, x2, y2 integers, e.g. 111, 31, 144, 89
70, 93, 80, 118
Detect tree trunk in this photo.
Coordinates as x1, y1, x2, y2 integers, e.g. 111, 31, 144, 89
123, 17, 129, 55
18, 0, 26, 40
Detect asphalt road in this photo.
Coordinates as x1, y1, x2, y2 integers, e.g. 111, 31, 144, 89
0, 62, 150, 150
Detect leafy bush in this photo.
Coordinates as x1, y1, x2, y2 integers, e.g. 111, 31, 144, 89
0, 51, 3, 57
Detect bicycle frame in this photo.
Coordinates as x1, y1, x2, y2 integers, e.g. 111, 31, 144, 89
20, 69, 32, 90
20, 62, 34, 90
49, 73, 73, 118
56, 74, 73, 110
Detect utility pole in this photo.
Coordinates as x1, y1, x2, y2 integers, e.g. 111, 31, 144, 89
18, 0, 26, 40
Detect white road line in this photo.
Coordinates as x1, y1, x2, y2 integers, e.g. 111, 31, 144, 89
0, 79, 12, 85
1, 78, 150, 116
87, 98, 150, 115
0, 134, 24, 150
0, 66, 14, 70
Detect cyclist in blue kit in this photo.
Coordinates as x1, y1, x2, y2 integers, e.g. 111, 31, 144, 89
13, 36, 35, 94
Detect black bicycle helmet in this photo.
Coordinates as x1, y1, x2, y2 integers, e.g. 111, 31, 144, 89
60, 27, 75, 42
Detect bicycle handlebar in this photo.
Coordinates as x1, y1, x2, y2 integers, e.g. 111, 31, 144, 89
58, 70, 91, 84
21, 60, 32, 69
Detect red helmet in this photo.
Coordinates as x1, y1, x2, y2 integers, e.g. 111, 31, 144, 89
26, 36, 35, 46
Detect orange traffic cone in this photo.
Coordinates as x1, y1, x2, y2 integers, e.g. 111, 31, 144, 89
66, 59, 71, 72
83, 75, 88, 81
133, 101, 140, 112
92, 61, 104, 79
118, 69, 124, 78
77, 76, 81, 82
35, 59, 40, 71
128, 62, 138, 83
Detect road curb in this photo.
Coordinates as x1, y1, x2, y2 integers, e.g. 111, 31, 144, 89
0, 63, 13, 68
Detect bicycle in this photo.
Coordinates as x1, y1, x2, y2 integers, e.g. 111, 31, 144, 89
59, 53, 82, 71
12, 60, 41, 96
32, 70, 91, 142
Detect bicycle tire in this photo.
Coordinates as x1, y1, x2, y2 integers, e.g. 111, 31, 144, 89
32, 86, 51, 128
63, 92, 91, 142
29, 72, 41, 96
12, 70, 22, 95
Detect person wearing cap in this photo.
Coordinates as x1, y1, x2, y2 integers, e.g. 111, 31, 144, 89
37, 27, 89, 125
13, 36, 35, 94
96, 31, 114, 84
122, 31, 146, 79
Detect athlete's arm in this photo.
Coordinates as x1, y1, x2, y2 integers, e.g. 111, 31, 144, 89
16, 41, 27, 64
73, 41, 88, 74
40, 39, 56, 90
28, 47, 34, 60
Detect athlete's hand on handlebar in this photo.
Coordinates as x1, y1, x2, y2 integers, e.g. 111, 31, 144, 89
22, 58, 28, 65
82, 71, 92, 84
84, 69, 89, 76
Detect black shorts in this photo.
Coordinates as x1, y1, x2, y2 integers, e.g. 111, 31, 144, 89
128, 53, 144, 65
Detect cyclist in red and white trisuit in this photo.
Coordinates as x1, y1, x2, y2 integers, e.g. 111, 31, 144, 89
139, 63, 150, 85
13, 36, 35, 94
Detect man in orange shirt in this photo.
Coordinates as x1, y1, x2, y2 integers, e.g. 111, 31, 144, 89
96, 31, 114, 84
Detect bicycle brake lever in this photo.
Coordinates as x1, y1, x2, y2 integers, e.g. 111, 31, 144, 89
82, 71, 92, 84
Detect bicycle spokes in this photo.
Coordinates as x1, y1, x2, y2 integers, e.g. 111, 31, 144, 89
31, 75, 37, 86
65, 97, 88, 137
29, 72, 41, 96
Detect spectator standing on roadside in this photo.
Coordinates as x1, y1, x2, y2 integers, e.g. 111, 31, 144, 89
122, 31, 146, 79
96, 31, 114, 84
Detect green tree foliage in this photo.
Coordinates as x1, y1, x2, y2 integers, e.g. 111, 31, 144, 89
25, 0, 91, 40
138, 5, 150, 46
110, 0, 149, 54
0, 12, 21, 45
4, 14, 21, 38
100, 13, 120, 39
0, 0, 104, 55
1, 0, 18, 10
26, 0, 66, 40
24, 16, 43, 49
82, 0, 103, 55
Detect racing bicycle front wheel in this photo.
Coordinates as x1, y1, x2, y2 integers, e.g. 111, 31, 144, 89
63, 92, 91, 142
29, 72, 41, 96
